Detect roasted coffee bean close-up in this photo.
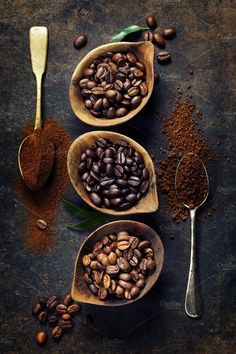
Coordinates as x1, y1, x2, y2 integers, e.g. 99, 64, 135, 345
78, 51, 148, 118
82, 230, 156, 301
78, 137, 150, 210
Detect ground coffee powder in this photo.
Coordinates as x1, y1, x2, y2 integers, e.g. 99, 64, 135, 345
156, 92, 213, 222
17, 119, 71, 253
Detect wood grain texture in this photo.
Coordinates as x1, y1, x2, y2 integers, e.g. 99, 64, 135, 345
69, 41, 154, 127
67, 131, 158, 215
71, 220, 164, 306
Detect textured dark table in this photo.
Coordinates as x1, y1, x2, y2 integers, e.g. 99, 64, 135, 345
1, 1, 236, 353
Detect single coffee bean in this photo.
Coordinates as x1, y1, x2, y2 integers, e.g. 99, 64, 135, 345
118, 280, 133, 290
163, 27, 176, 39
140, 258, 148, 271
108, 252, 117, 265
143, 31, 153, 42
103, 274, 111, 289
52, 325, 63, 339
130, 269, 139, 282
115, 285, 124, 297
117, 257, 130, 271
82, 255, 91, 267
138, 240, 150, 249
73, 34, 87, 49
48, 315, 58, 326
117, 240, 130, 250
144, 247, 154, 258
56, 304, 67, 315
38, 311, 47, 323
106, 265, 120, 275
32, 303, 42, 317
36, 219, 47, 230
153, 32, 165, 48
116, 107, 128, 117
59, 319, 73, 331
36, 331, 47, 345
90, 192, 102, 206
38, 296, 47, 307
125, 289, 132, 300
98, 287, 108, 300
89, 283, 98, 294
139, 82, 148, 96
146, 15, 157, 29
123, 247, 133, 261
146, 258, 156, 271
46, 296, 58, 311
129, 256, 139, 267
131, 96, 142, 109
62, 313, 71, 321
130, 286, 141, 299
157, 51, 171, 64
136, 278, 146, 289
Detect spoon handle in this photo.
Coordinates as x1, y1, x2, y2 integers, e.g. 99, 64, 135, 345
185, 208, 203, 318
29, 27, 48, 130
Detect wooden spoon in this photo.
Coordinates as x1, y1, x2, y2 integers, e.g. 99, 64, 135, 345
69, 41, 155, 127
71, 220, 164, 306
67, 131, 158, 215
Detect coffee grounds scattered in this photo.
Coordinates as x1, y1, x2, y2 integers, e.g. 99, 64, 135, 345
156, 91, 213, 222
17, 120, 71, 253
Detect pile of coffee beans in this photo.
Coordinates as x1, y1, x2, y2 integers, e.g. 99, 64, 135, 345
144, 15, 176, 64
78, 137, 150, 210
79, 51, 148, 118
32, 294, 80, 345
82, 230, 156, 300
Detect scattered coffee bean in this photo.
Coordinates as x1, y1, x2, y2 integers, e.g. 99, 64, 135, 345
78, 51, 147, 119
38, 296, 47, 307
36, 331, 47, 345
32, 303, 42, 317
59, 319, 73, 331
163, 27, 176, 39
38, 311, 47, 324
83, 230, 156, 301
52, 325, 63, 340
67, 304, 80, 315
78, 138, 150, 211
157, 51, 171, 64
62, 294, 73, 307
62, 313, 71, 321
73, 34, 87, 49
146, 15, 157, 29
36, 219, 47, 230
143, 31, 153, 42
153, 32, 165, 48
56, 304, 67, 315
48, 315, 58, 326
46, 296, 58, 311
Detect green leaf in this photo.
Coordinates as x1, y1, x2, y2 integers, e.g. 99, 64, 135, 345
109, 25, 148, 43
61, 198, 100, 219
66, 214, 107, 230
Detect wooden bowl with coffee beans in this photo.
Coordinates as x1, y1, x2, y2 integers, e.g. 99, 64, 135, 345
67, 131, 158, 215
71, 220, 164, 306
69, 41, 154, 127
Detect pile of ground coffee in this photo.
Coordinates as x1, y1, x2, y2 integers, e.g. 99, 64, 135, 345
175, 153, 209, 209
156, 92, 213, 222
17, 120, 71, 253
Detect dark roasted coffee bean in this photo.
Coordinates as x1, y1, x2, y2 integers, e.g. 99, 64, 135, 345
153, 32, 165, 48
106, 265, 119, 275
90, 192, 102, 206
130, 286, 141, 299
106, 107, 116, 118
131, 96, 142, 109
140, 258, 148, 271
146, 15, 157, 29
97, 137, 108, 147
146, 258, 156, 271
48, 315, 58, 326
157, 51, 171, 64
140, 180, 149, 194
163, 27, 176, 39
59, 319, 73, 331
126, 193, 137, 203
93, 98, 103, 112
36, 331, 47, 345
139, 82, 148, 96
32, 303, 42, 316
116, 107, 127, 117
84, 68, 95, 77
98, 287, 108, 300
89, 283, 98, 294
100, 177, 115, 187
56, 304, 67, 315
118, 280, 133, 291
117, 257, 130, 271
143, 31, 153, 42
110, 197, 123, 207
46, 296, 58, 311
73, 34, 87, 49
38, 297, 47, 307
130, 269, 139, 281
52, 325, 63, 339
38, 311, 47, 324
136, 278, 146, 289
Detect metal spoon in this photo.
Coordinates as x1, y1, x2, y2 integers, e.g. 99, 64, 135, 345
18, 27, 54, 189
175, 152, 209, 318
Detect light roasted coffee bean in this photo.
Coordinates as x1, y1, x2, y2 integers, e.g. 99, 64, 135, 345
36, 331, 47, 345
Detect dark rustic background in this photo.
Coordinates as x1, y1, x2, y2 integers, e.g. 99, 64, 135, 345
0, 1, 236, 353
